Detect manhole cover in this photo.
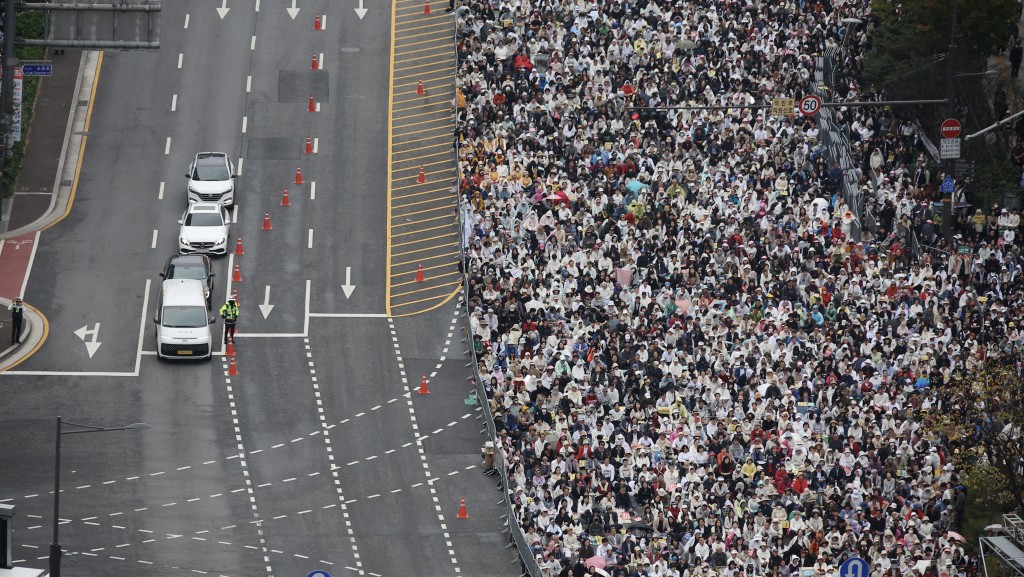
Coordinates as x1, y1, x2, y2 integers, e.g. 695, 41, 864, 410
340, 47, 360, 53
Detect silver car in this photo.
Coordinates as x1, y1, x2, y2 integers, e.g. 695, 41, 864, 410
178, 203, 231, 255
187, 152, 236, 206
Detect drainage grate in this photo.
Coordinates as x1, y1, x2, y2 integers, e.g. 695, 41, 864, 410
77, 99, 89, 106
61, 179, 73, 187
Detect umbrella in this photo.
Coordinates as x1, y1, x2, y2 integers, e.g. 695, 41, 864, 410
985, 524, 1005, 533
947, 531, 966, 543
585, 556, 607, 569
626, 180, 646, 193
677, 39, 697, 51
594, 569, 611, 577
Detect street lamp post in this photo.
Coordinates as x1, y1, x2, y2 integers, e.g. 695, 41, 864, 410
49, 416, 150, 577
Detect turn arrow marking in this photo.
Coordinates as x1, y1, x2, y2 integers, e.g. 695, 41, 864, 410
216, 0, 229, 18
341, 267, 356, 299
286, 0, 300, 19
354, 0, 367, 19
258, 286, 275, 319
74, 323, 102, 358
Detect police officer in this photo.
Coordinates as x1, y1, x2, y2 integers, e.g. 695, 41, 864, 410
219, 298, 239, 344
8, 298, 24, 344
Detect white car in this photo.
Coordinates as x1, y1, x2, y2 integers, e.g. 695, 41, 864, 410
178, 203, 231, 256
187, 152, 236, 206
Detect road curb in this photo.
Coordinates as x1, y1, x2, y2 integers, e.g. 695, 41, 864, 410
1, 50, 98, 239
0, 296, 44, 372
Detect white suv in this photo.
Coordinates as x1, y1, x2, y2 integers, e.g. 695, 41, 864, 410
178, 203, 231, 255
187, 152, 236, 206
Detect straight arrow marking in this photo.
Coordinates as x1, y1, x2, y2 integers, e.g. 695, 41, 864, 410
259, 286, 275, 319
354, 0, 367, 19
286, 0, 300, 19
216, 0, 229, 18
341, 267, 356, 299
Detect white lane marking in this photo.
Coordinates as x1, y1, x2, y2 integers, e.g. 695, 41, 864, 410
151, 230, 158, 249
254, 0, 260, 10
237, 157, 244, 176
177, 53, 183, 68
164, 137, 171, 155
315, 102, 321, 112
322, 14, 327, 29
312, 138, 319, 154
307, 229, 313, 249
319, 52, 325, 69
246, 75, 252, 93
241, 116, 248, 134
250, 35, 256, 50
158, 181, 164, 200
171, 94, 177, 112
310, 181, 316, 199
183, 13, 189, 28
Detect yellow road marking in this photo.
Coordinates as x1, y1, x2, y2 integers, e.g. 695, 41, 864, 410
395, 52, 453, 67
391, 172, 455, 190
393, 36, 453, 50
394, 108, 451, 121
392, 260, 458, 275
392, 213, 455, 227
385, 0, 399, 316
392, 203, 457, 218
394, 28, 452, 42
394, 97, 450, 113
393, 44, 456, 59
392, 151, 451, 166
395, 68, 454, 82
393, 250, 460, 266
392, 141, 450, 156
395, 6, 451, 16
392, 19, 451, 34
392, 131, 450, 145
392, 222, 457, 237
391, 231, 458, 247
393, 195, 456, 210
0, 300, 50, 372
392, 243, 458, 257
393, 116, 452, 130
392, 277, 461, 295
389, 285, 462, 315
392, 125, 452, 139
394, 72, 454, 87
392, 187, 452, 200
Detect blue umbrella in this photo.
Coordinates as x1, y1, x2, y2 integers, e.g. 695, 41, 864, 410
626, 179, 647, 193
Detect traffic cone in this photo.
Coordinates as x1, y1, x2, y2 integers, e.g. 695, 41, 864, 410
314, 13, 322, 30
234, 237, 244, 255
456, 497, 469, 519
232, 288, 239, 303
416, 79, 425, 95
228, 357, 238, 376
415, 264, 425, 282
233, 263, 242, 283
417, 166, 426, 183
305, 135, 313, 154
295, 167, 304, 185
226, 336, 236, 358
281, 188, 291, 207
311, 53, 319, 70
423, 0, 430, 13
308, 95, 316, 112
262, 211, 273, 230
418, 374, 430, 394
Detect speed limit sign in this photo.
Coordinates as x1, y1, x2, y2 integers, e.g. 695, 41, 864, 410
799, 94, 822, 117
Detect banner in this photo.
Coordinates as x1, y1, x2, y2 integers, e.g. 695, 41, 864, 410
12, 66, 23, 143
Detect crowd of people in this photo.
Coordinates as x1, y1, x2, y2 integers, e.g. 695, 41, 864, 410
453, 0, 1024, 576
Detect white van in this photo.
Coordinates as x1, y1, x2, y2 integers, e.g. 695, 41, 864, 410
154, 279, 215, 360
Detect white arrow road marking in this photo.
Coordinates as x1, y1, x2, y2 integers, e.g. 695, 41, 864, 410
341, 267, 356, 299
216, 0, 229, 18
258, 286, 274, 319
74, 323, 102, 358
286, 0, 299, 18
354, 0, 367, 19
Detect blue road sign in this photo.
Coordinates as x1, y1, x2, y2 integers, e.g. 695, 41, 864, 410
21, 64, 52, 77
939, 175, 956, 194
306, 572, 331, 577
839, 557, 869, 577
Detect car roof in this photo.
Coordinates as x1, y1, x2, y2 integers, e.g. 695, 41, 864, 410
195, 152, 228, 161
188, 203, 221, 212
167, 254, 208, 266
161, 279, 206, 304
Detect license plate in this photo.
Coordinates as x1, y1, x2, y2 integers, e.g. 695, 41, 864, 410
177, 350, 193, 355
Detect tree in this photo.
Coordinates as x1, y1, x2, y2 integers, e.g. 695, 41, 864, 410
926, 358, 1024, 514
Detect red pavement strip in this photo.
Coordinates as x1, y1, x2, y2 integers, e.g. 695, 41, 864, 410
0, 231, 39, 300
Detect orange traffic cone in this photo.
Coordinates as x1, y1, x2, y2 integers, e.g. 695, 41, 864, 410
423, 0, 430, 13
418, 374, 430, 394
308, 95, 316, 112
281, 188, 291, 207
226, 336, 236, 358
417, 166, 426, 183
234, 237, 244, 255
295, 167, 304, 185
415, 264, 425, 282
312, 53, 319, 70
305, 135, 313, 154
416, 79, 425, 95
262, 211, 272, 230
228, 357, 238, 376
232, 288, 239, 303
456, 497, 469, 519
314, 13, 322, 30
233, 263, 242, 283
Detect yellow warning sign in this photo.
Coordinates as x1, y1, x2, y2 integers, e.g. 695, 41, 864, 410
771, 97, 795, 117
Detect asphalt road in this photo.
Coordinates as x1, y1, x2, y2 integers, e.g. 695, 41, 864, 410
0, 0, 517, 575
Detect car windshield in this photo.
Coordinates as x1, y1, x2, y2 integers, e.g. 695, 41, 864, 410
167, 264, 207, 280
184, 212, 223, 226
161, 305, 208, 328
193, 162, 230, 181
